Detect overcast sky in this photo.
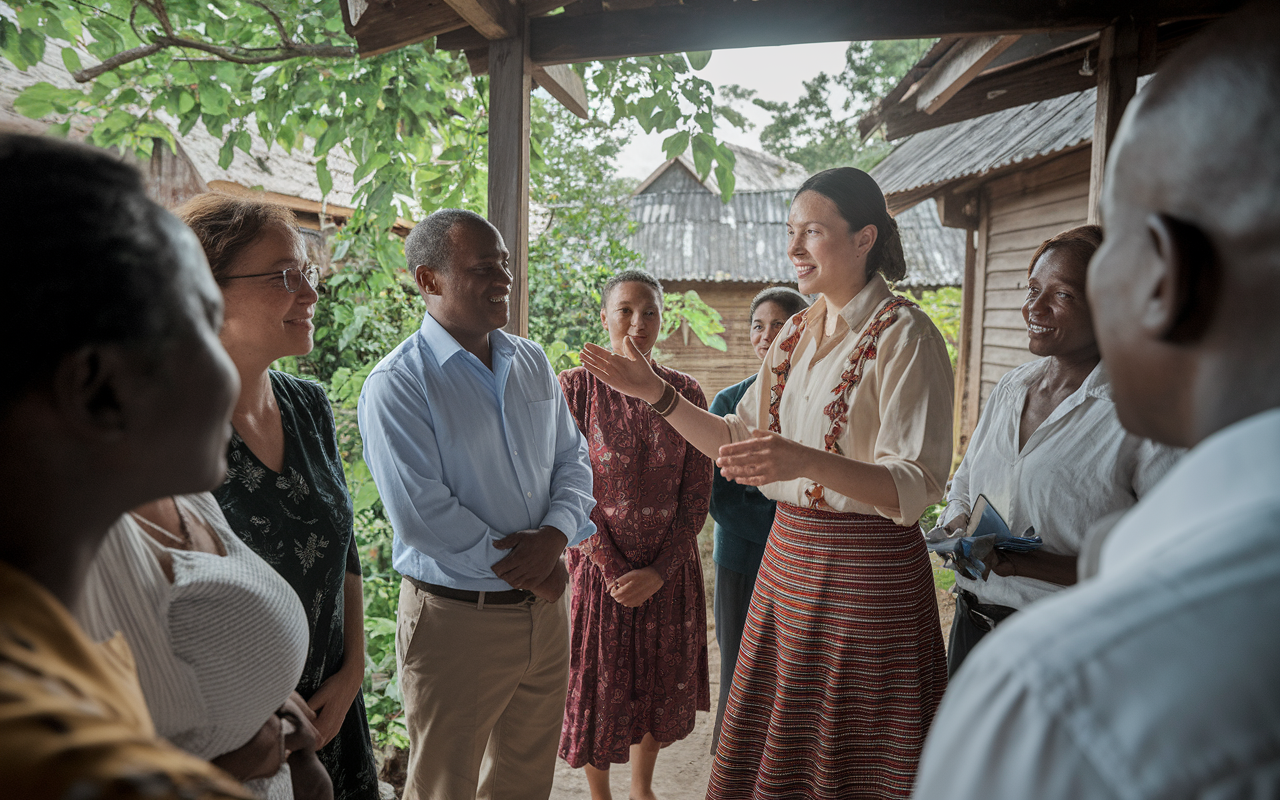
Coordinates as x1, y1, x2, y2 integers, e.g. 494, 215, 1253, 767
598, 41, 852, 181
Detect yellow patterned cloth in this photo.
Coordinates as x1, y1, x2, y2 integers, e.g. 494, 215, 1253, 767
0, 559, 253, 800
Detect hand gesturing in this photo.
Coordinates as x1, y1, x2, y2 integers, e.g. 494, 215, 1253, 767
579, 337, 666, 403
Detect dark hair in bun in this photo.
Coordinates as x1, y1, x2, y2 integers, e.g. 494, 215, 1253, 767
794, 167, 906, 283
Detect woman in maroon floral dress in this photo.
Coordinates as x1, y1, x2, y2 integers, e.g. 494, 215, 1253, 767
558, 270, 713, 800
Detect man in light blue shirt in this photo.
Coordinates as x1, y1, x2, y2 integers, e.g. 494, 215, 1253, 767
358, 209, 595, 800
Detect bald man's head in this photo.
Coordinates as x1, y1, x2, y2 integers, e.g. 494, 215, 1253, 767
1087, 3, 1280, 447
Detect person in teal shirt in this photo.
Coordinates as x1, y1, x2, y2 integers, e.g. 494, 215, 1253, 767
708, 286, 809, 750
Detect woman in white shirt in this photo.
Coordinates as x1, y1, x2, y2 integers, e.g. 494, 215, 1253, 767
580, 168, 954, 800
78, 493, 329, 799
938, 225, 1181, 676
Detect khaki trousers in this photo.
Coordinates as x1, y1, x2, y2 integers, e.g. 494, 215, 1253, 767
396, 578, 570, 800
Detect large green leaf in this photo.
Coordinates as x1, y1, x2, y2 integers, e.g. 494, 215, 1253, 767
685, 50, 712, 70
661, 130, 689, 160
316, 157, 334, 197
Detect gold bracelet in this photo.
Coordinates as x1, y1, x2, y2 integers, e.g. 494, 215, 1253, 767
649, 382, 678, 416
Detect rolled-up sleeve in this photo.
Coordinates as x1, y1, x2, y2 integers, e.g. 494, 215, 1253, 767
872, 328, 955, 526
357, 368, 505, 579
540, 369, 597, 547
723, 364, 765, 444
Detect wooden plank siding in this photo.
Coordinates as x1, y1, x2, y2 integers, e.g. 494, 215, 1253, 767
968, 148, 1091, 441
657, 280, 780, 401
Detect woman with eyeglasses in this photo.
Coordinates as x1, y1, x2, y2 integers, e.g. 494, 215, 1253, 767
176, 194, 379, 800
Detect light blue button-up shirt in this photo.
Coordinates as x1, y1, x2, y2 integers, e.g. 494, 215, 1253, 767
357, 311, 596, 591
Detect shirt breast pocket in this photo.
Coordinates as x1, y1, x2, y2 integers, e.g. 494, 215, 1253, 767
523, 397, 560, 464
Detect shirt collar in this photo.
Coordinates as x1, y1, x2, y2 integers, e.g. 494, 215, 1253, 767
1008, 359, 1112, 408
418, 310, 514, 367
800, 273, 894, 337
839, 274, 894, 333
1101, 406, 1280, 574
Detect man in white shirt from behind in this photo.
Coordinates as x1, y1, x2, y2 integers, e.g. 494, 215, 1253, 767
912, 6, 1280, 798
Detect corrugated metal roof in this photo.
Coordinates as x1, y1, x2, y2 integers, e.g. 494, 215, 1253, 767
634, 141, 811, 196
629, 190, 795, 283
871, 86, 1097, 201
628, 189, 963, 289
895, 200, 966, 289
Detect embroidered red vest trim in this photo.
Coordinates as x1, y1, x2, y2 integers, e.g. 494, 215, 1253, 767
767, 295, 917, 509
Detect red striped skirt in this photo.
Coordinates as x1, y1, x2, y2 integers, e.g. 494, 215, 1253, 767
706, 503, 947, 800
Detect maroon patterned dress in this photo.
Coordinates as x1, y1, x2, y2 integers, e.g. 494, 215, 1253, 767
557, 365, 713, 770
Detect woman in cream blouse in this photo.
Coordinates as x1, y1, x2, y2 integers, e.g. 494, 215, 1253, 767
580, 168, 954, 800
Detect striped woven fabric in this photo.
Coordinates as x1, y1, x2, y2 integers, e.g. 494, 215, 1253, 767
707, 502, 947, 799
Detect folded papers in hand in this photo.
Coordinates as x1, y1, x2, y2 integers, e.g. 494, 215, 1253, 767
925, 494, 1043, 580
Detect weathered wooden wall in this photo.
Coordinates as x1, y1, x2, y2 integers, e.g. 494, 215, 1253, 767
959, 147, 1090, 444
657, 279, 779, 402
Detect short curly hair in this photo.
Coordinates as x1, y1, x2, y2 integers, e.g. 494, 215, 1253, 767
405, 209, 496, 273
600, 269, 664, 310
1028, 225, 1104, 277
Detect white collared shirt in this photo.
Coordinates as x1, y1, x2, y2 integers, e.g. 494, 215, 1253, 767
725, 275, 955, 526
913, 407, 1280, 800
944, 359, 1182, 608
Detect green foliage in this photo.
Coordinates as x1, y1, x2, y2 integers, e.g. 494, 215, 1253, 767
527, 102, 727, 370
4, 0, 741, 235
659, 290, 726, 353
527, 102, 639, 370
591, 52, 742, 201
727, 40, 934, 173
910, 286, 962, 369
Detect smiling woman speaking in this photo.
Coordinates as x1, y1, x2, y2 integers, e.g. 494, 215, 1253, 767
579, 168, 954, 800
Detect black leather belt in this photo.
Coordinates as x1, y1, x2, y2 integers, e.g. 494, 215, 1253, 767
407, 575, 534, 605
959, 589, 1017, 633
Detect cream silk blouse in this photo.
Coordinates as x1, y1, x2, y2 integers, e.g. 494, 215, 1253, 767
724, 274, 955, 526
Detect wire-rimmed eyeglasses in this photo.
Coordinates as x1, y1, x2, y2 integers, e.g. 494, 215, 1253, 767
222, 264, 320, 293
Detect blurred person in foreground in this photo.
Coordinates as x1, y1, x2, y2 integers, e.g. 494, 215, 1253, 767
0, 133, 251, 799
913, 5, 1280, 797
707, 286, 809, 751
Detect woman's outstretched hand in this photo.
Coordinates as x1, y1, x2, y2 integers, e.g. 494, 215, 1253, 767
717, 429, 813, 486
579, 338, 666, 403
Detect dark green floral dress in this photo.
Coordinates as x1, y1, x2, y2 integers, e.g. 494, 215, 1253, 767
214, 370, 378, 800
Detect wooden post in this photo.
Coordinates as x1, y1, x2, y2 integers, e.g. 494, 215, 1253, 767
1087, 18, 1145, 224
488, 18, 532, 337
963, 192, 989, 448
953, 223, 979, 460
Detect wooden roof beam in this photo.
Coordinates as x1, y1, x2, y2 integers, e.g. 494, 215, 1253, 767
533, 64, 589, 118
910, 35, 1021, 115
441, 0, 517, 41
527, 0, 1238, 65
